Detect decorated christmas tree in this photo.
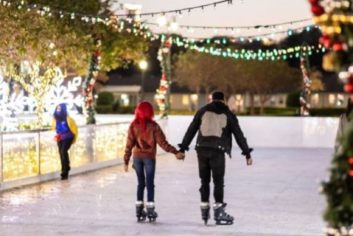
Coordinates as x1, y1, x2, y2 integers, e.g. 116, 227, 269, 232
308, 0, 353, 235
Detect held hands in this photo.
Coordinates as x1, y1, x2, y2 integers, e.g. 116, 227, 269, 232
175, 152, 185, 160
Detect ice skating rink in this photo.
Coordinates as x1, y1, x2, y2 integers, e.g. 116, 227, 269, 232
0, 148, 331, 236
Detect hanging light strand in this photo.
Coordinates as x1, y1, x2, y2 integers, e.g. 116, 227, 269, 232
0, 0, 232, 21
145, 18, 313, 31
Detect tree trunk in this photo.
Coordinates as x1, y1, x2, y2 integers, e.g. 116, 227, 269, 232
249, 93, 255, 115
259, 95, 271, 115
259, 100, 265, 115
205, 86, 211, 104
195, 86, 201, 109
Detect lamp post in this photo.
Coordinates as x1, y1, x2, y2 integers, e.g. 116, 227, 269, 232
138, 60, 148, 102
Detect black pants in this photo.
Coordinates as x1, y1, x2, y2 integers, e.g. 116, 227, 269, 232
57, 138, 73, 176
197, 148, 225, 203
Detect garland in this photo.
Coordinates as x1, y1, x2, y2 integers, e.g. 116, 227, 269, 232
156, 37, 172, 118
299, 55, 311, 116
83, 38, 101, 124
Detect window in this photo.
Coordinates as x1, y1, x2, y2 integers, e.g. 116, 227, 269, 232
182, 95, 189, 106
312, 93, 319, 105
190, 94, 198, 103
328, 94, 335, 105
120, 94, 129, 106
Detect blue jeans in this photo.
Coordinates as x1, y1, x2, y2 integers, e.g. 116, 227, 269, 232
133, 158, 156, 202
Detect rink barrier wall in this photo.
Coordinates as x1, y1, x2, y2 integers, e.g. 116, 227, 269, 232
0, 116, 338, 191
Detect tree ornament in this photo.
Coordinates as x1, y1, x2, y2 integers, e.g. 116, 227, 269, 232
320, 35, 332, 48
320, 0, 337, 13
311, 4, 325, 16
332, 42, 346, 52
322, 52, 336, 71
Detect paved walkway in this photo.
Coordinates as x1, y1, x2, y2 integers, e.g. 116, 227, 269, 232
0, 148, 332, 236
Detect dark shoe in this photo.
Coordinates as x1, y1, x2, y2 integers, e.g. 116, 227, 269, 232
61, 173, 69, 180
200, 202, 210, 225
213, 203, 234, 225
146, 202, 158, 222
136, 201, 147, 222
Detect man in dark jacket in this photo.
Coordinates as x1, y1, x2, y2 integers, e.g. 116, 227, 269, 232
178, 91, 253, 225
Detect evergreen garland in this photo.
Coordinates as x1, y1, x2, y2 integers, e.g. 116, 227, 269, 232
83, 37, 101, 124
156, 37, 172, 118
299, 55, 311, 116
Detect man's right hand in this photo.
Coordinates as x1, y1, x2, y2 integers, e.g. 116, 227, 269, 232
124, 164, 129, 172
246, 157, 253, 166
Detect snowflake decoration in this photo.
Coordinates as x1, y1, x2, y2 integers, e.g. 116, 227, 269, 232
46, 75, 84, 115
0, 67, 84, 131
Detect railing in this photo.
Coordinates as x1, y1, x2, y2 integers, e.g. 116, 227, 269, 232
0, 122, 130, 189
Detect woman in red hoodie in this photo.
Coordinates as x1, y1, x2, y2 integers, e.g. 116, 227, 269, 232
124, 101, 184, 222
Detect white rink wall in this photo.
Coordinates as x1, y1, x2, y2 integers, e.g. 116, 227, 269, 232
0, 115, 338, 191
161, 116, 339, 149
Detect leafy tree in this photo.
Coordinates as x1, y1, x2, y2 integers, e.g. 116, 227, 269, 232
174, 51, 301, 113
0, 0, 148, 125
233, 60, 301, 114
310, 69, 325, 92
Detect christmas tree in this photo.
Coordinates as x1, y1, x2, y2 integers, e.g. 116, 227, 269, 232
323, 121, 353, 235
308, 0, 353, 235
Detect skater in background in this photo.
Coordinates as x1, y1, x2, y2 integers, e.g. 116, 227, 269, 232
178, 91, 253, 225
52, 103, 78, 180
335, 97, 353, 153
124, 101, 185, 222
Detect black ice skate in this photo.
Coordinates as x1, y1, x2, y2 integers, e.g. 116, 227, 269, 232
136, 201, 147, 222
146, 202, 158, 222
213, 203, 234, 225
200, 202, 210, 225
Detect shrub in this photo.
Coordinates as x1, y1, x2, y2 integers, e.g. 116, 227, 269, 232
310, 108, 345, 117
286, 92, 301, 108
118, 106, 135, 114
244, 107, 298, 116
96, 92, 114, 106
112, 99, 120, 113
95, 105, 113, 114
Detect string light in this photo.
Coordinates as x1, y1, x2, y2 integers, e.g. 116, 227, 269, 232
160, 24, 319, 48
5, 61, 61, 128
186, 44, 325, 61
0, 0, 232, 22
1, 123, 129, 181
146, 18, 313, 32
